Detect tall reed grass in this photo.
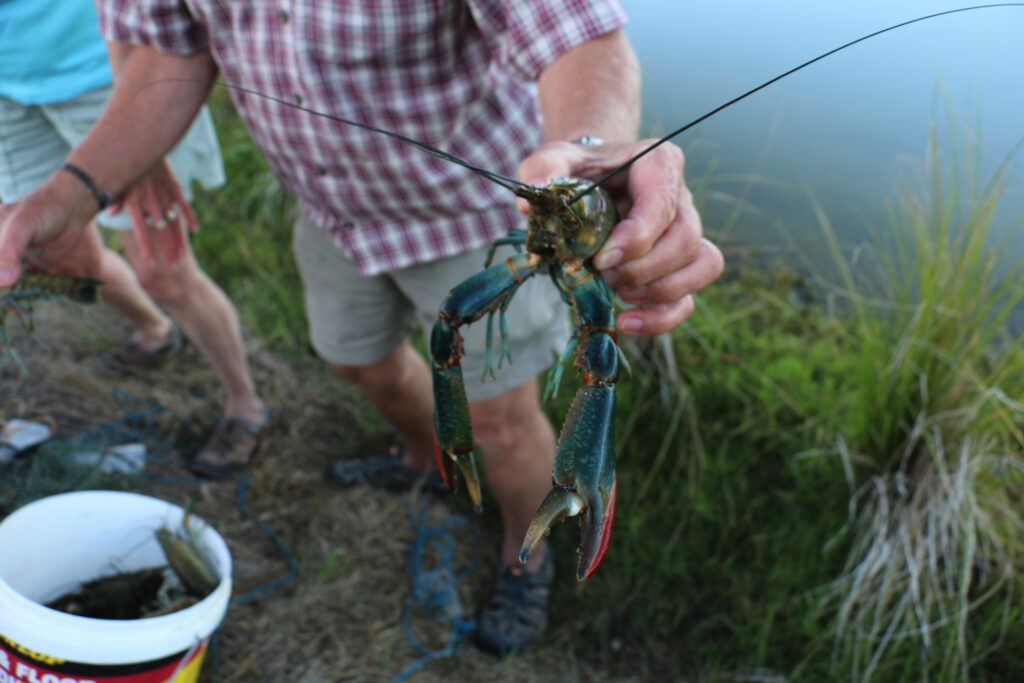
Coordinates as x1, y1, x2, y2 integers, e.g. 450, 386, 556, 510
814, 122, 1024, 682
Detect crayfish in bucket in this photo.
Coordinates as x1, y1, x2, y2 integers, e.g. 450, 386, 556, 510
431, 178, 621, 581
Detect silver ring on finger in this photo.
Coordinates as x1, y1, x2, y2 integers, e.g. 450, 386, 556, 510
144, 215, 155, 228
165, 204, 180, 222
154, 218, 168, 231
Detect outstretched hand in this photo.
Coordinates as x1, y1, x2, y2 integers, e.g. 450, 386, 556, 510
518, 139, 724, 336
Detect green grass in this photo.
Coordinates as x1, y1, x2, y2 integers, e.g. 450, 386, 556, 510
809, 121, 1024, 682
190, 93, 305, 353
187, 95, 1024, 681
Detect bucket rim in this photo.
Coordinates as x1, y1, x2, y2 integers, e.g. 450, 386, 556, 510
0, 490, 232, 664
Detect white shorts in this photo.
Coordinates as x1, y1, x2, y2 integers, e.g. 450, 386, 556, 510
0, 84, 225, 230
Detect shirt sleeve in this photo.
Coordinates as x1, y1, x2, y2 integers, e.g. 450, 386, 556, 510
96, 0, 209, 54
475, 0, 629, 82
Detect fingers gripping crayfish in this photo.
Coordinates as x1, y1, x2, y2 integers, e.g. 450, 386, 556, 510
431, 178, 621, 581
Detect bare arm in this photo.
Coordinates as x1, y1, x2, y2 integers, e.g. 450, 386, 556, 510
0, 48, 216, 281
536, 28, 640, 143
68, 46, 216, 214
104, 42, 204, 265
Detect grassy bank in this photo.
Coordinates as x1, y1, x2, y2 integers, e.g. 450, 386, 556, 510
188, 97, 1023, 682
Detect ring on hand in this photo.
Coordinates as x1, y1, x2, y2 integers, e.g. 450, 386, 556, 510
165, 205, 180, 222
144, 216, 155, 228
154, 218, 168, 231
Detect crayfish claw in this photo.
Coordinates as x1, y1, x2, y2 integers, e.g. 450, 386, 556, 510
452, 451, 484, 513
519, 487, 585, 565
576, 478, 618, 581
434, 439, 483, 512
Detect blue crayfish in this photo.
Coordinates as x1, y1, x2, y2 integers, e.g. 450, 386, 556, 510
431, 178, 621, 581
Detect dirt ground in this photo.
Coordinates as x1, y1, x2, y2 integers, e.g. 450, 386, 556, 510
0, 300, 667, 683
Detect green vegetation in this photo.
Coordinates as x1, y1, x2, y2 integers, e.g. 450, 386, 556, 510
191, 96, 1023, 682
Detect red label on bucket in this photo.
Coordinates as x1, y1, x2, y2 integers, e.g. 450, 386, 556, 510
0, 634, 206, 683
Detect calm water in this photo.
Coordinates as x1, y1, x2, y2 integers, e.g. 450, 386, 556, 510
625, 1, 1024, 254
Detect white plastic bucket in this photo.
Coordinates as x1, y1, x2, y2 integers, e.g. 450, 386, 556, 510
0, 491, 232, 683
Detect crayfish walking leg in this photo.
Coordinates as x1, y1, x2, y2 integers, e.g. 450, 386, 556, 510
520, 268, 618, 581
430, 251, 541, 511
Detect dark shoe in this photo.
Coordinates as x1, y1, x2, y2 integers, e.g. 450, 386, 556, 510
475, 544, 555, 656
188, 411, 269, 479
105, 324, 184, 371
326, 448, 448, 495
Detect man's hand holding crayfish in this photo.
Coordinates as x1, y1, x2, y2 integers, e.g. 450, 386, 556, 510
527, 28, 723, 338
518, 138, 724, 337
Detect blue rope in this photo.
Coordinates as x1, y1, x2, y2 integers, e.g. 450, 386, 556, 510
206, 474, 300, 682
390, 496, 480, 683
231, 473, 299, 604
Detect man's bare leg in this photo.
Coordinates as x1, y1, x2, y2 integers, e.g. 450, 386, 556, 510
330, 340, 437, 469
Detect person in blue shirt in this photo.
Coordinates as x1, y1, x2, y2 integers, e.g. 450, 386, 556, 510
0, 0, 268, 475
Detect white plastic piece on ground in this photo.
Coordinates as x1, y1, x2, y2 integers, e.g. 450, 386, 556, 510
68, 442, 147, 475
0, 418, 54, 465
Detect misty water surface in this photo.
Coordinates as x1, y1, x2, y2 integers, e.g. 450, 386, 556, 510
625, 1, 1024, 256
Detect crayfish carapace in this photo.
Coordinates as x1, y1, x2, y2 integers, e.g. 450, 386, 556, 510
431, 177, 621, 581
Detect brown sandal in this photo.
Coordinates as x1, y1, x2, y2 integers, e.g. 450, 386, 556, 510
105, 325, 184, 371
474, 543, 555, 656
188, 412, 269, 479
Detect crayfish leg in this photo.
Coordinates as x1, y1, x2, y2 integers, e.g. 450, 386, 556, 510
521, 268, 620, 580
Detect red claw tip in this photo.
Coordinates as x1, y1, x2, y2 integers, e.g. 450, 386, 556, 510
432, 434, 450, 488
581, 478, 618, 581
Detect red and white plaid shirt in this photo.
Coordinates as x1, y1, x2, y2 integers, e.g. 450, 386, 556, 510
98, 0, 627, 275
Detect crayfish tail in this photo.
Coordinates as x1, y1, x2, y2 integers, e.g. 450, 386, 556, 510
519, 487, 584, 565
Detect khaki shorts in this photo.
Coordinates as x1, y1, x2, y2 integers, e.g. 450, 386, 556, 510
293, 214, 572, 402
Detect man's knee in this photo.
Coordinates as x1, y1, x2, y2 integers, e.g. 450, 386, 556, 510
469, 381, 544, 453
329, 342, 418, 390
330, 361, 369, 384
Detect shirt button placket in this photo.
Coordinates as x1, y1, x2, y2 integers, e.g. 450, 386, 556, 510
281, 3, 303, 109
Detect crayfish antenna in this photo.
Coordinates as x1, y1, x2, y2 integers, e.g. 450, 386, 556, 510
519, 487, 585, 565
